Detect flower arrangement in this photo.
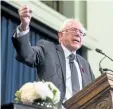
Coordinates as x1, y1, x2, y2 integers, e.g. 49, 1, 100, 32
15, 81, 60, 109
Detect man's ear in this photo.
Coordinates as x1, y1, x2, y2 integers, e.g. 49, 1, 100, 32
58, 32, 62, 43
58, 32, 62, 38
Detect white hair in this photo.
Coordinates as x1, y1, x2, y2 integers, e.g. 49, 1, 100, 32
59, 18, 86, 34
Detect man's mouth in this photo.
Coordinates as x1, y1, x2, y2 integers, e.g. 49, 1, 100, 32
73, 39, 80, 43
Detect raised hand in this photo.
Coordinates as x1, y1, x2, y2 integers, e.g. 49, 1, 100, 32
18, 5, 32, 31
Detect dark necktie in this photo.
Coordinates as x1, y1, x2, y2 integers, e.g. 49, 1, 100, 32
69, 53, 80, 95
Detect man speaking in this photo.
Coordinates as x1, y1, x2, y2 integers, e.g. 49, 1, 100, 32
12, 5, 95, 109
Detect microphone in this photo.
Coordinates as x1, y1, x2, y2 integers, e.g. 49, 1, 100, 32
95, 48, 113, 61
95, 48, 113, 74
95, 48, 103, 54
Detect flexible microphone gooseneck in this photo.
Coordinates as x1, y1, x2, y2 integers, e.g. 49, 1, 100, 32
99, 56, 106, 74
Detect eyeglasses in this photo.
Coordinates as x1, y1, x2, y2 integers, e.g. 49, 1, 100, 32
61, 28, 86, 36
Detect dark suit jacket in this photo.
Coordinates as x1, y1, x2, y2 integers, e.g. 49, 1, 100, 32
12, 32, 95, 107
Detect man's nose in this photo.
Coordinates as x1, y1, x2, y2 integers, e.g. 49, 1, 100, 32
75, 31, 81, 36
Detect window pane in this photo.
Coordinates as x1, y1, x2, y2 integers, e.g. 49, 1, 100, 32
41, 1, 63, 15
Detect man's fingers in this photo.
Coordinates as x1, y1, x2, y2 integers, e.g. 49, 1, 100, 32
19, 5, 28, 11
19, 8, 32, 13
20, 13, 31, 18
18, 5, 32, 14
19, 7, 32, 18
19, 9, 32, 14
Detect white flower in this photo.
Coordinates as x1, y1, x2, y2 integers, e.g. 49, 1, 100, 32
15, 81, 60, 104
45, 82, 60, 104
34, 82, 53, 100
19, 82, 40, 104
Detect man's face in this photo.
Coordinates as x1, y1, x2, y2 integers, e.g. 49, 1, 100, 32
59, 20, 85, 51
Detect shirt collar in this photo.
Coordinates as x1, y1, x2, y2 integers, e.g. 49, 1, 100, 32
61, 44, 76, 59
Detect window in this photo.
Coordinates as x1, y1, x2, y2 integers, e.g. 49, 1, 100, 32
41, 1, 63, 15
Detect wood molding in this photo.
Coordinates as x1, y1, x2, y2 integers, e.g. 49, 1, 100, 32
4, 1, 97, 49
64, 72, 113, 109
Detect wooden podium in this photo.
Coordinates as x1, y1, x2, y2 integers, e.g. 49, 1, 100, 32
63, 72, 113, 109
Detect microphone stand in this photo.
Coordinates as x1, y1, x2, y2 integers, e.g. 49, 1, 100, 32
99, 56, 106, 74
96, 48, 113, 74
100, 52, 113, 73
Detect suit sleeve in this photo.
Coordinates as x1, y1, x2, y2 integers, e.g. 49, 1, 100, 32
12, 32, 44, 67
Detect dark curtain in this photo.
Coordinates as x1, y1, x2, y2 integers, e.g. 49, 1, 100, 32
1, 13, 48, 105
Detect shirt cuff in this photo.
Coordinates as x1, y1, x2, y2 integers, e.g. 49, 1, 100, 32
13, 25, 29, 37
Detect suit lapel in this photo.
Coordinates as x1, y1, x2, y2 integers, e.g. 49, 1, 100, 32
56, 44, 66, 87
